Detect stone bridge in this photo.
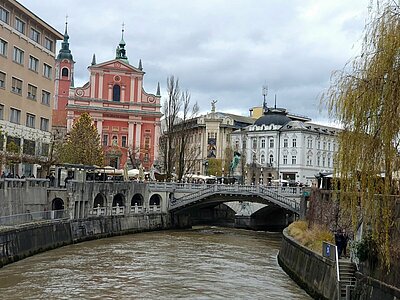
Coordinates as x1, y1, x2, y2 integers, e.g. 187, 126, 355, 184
149, 182, 305, 230
1, 179, 306, 230
149, 182, 302, 214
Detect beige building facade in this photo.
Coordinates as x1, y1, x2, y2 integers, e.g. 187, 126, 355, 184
166, 103, 254, 176
0, 0, 63, 176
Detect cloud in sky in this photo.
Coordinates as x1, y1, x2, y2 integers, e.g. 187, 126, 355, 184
19, 0, 368, 123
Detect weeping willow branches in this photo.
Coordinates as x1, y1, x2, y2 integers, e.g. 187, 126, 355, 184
323, 1, 400, 267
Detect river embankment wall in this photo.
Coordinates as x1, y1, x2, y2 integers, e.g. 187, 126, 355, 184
278, 228, 400, 300
352, 272, 400, 300
0, 213, 171, 268
277, 228, 337, 300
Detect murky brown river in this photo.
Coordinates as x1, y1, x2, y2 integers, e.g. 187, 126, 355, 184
0, 227, 311, 299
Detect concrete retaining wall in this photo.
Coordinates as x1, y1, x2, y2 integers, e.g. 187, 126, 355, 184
0, 221, 72, 267
352, 272, 400, 300
0, 213, 171, 268
277, 228, 338, 300
0, 186, 48, 216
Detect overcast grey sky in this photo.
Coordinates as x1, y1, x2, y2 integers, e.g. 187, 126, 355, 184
19, 0, 369, 124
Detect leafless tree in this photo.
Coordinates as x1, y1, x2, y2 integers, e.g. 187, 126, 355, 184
176, 90, 199, 180
160, 76, 199, 180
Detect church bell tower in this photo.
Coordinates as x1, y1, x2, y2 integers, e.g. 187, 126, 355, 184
53, 19, 75, 128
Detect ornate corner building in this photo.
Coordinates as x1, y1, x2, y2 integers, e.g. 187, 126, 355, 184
53, 26, 162, 170
231, 105, 339, 186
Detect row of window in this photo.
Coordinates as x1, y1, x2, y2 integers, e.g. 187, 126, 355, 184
0, 105, 49, 131
0, 39, 52, 78
0, 71, 51, 104
102, 134, 152, 149
247, 137, 336, 151
0, 6, 54, 51
103, 134, 128, 148
306, 139, 334, 151
255, 154, 333, 168
0, 134, 49, 156
187, 132, 230, 145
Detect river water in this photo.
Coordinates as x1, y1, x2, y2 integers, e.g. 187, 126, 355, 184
0, 227, 311, 299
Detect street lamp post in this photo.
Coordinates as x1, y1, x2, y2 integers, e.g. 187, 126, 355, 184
222, 167, 224, 184
260, 167, 263, 185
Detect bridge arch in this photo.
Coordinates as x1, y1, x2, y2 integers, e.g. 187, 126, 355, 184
112, 193, 125, 207
250, 205, 294, 231
94, 193, 107, 208
131, 193, 144, 206
149, 194, 162, 206
52, 197, 64, 210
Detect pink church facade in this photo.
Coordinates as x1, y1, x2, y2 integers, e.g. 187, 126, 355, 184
54, 26, 162, 170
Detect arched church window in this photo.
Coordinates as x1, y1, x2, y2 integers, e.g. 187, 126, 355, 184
113, 85, 121, 102
62, 67, 69, 77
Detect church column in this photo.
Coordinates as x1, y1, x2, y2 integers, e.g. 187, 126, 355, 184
137, 78, 142, 102
98, 72, 104, 98
128, 121, 134, 148
108, 84, 113, 100
96, 118, 103, 137
90, 73, 96, 98
121, 85, 126, 102
135, 122, 142, 157
133, 75, 136, 102
153, 121, 160, 162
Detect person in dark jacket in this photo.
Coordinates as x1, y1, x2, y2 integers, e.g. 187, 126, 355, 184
342, 229, 349, 257
335, 229, 344, 258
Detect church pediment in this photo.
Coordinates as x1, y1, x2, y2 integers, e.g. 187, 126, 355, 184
91, 59, 144, 74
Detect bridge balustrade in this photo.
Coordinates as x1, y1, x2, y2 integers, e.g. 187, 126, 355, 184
131, 204, 144, 214
111, 205, 125, 216
169, 184, 301, 214
89, 205, 158, 216
91, 206, 107, 216
0, 178, 50, 189
149, 182, 222, 191
149, 182, 302, 196
148, 205, 161, 213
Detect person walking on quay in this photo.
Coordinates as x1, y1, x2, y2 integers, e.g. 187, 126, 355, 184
342, 229, 349, 258
335, 229, 344, 259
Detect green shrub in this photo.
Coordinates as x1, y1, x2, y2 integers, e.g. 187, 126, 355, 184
354, 235, 378, 262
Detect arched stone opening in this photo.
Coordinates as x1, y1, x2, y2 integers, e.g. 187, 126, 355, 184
131, 193, 144, 206
131, 193, 144, 213
62, 67, 69, 77
112, 193, 125, 215
149, 194, 162, 212
94, 193, 107, 208
251, 205, 291, 231
112, 193, 125, 207
51, 198, 65, 219
52, 197, 64, 210
149, 194, 161, 206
